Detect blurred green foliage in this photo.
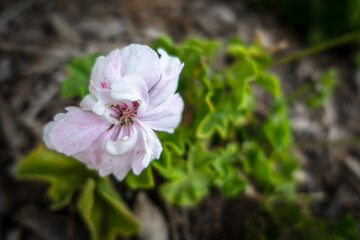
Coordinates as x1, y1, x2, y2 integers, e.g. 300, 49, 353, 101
254, 0, 360, 43
305, 69, 338, 107
247, 200, 359, 240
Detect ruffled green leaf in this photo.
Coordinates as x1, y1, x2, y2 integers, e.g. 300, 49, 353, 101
226, 57, 257, 109
125, 166, 154, 189
196, 112, 230, 139
182, 38, 221, 63
160, 143, 214, 207
177, 46, 203, 78
227, 37, 271, 66
77, 178, 97, 238
241, 142, 278, 189
78, 178, 140, 240
153, 145, 172, 173
263, 99, 293, 150
151, 35, 176, 55
212, 143, 247, 196
157, 126, 188, 155
96, 179, 140, 238
15, 145, 98, 209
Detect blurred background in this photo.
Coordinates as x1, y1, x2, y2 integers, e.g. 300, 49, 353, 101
1, 0, 360, 239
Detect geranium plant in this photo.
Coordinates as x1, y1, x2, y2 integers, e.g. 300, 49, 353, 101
15, 35, 354, 240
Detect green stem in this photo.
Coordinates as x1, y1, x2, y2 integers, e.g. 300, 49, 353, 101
296, 137, 360, 149
270, 29, 360, 67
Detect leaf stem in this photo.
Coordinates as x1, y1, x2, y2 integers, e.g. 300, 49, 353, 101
295, 137, 360, 149
270, 29, 360, 67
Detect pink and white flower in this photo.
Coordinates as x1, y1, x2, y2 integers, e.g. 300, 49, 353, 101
44, 44, 184, 180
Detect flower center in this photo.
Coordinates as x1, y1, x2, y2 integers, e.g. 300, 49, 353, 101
108, 102, 139, 127
119, 106, 136, 125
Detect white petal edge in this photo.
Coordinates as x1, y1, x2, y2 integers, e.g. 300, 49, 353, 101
43, 122, 55, 149
139, 93, 184, 133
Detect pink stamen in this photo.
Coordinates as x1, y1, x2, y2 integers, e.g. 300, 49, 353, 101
101, 82, 107, 88
110, 103, 138, 126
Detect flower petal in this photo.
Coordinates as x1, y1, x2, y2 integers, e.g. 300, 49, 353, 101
43, 121, 55, 149
149, 49, 184, 107
131, 146, 146, 175
74, 121, 160, 180
90, 49, 122, 91
80, 94, 97, 111
119, 44, 161, 89
47, 107, 110, 155
87, 49, 124, 115
139, 93, 184, 133
104, 124, 148, 176
87, 82, 115, 115
90, 56, 106, 89
73, 130, 111, 169
73, 128, 133, 180
105, 125, 138, 155
98, 151, 133, 180
135, 123, 162, 168
111, 75, 149, 115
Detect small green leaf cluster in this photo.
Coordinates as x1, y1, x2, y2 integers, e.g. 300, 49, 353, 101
149, 36, 298, 206
288, 69, 338, 108
16, 146, 140, 240
305, 69, 338, 107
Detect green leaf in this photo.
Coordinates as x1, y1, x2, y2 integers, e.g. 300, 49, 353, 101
15, 145, 97, 209
182, 38, 221, 63
212, 143, 247, 197
227, 39, 249, 59
160, 143, 214, 207
153, 145, 172, 173
227, 37, 271, 66
151, 35, 177, 56
77, 178, 97, 238
77, 178, 140, 240
263, 99, 293, 150
196, 112, 229, 139
61, 54, 100, 98
241, 142, 277, 189
256, 73, 282, 98
226, 57, 257, 109
305, 69, 338, 107
270, 150, 299, 181
96, 178, 140, 238
189, 65, 217, 129
160, 170, 210, 207
125, 167, 154, 189
157, 126, 187, 155
177, 46, 203, 78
